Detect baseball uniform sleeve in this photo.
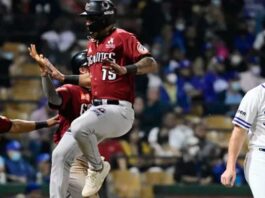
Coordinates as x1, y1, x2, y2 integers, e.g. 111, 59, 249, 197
232, 88, 259, 130
0, 116, 12, 133
53, 85, 72, 111
122, 33, 151, 62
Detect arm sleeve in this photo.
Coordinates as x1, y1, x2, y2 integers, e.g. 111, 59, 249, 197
122, 33, 151, 62
0, 116, 12, 133
41, 76, 62, 107
55, 85, 72, 110
232, 88, 259, 130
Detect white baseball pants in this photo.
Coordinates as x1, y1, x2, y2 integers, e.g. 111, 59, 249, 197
50, 103, 134, 198
68, 156, 99, 198
244, 148, 265, 198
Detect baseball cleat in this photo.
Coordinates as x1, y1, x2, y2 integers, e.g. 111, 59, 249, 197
82, 161, 110, 197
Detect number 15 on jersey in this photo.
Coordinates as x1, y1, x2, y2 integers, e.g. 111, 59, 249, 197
102, 68, 117, 80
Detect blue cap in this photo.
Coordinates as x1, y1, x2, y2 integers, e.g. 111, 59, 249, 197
6, 140, 21, 151
36, 153, 50, 164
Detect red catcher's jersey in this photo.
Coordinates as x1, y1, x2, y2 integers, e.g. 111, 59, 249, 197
50, 84, 91, 144
0, 116, 12, 133
87, 28, 151, 103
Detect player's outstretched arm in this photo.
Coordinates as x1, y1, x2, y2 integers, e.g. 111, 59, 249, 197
103, 56, 158, 75
45, 58, 91, 88
28, 44, 50, 76
220, 125, 247, 187
8, 115, 60, 134
28, 44, 91, 88
41, 74, 62, 107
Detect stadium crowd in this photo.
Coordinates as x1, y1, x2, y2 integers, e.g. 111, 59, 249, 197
0, 0, 265, 197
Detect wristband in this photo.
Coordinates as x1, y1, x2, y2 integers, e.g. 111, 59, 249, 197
64, 75, 79, 85
126, 64, 137, 74
35, 121, 48, 130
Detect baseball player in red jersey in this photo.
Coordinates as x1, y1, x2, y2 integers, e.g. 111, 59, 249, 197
29, 0, 158, 197
41, 51, 92, 144
30, 49, 99, 198
0, 115, 59, 134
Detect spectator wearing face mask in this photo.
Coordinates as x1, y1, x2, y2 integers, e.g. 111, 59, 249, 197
175, 60, 194, 113
4, 140, 36, 183
239, 58, 265, 92
224, 76, 244, 116
160, 72, 178, 107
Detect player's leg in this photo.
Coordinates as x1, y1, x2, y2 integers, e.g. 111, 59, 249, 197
71, 104, 134, 196
68, 155, 100, 198
244, 150, 265, 198
49, 131, 80, 198
71, 105, 134, 170
68, 155, 87, 198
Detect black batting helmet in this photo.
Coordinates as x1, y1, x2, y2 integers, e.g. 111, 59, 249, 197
80, 0, 116, 36
71, 51, 88, 75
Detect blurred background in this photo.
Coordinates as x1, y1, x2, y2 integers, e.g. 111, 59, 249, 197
0, 0, 264, 197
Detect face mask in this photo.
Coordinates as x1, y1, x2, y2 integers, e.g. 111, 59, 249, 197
231, 81, 241, 91
0, 51, 14, 60
151, 48, 160, 58
166, 73, 177, 84
188, 146, 199, 157
175, 23, 185, 31
0, 157, 4, 168
230, 54, 242, 65
9, 151, 21, 161
250, 65, 261, 76
212, 0, 221, 6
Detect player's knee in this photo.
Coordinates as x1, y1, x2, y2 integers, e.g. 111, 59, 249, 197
71, 125, 83, 140
71, 120, 91, 140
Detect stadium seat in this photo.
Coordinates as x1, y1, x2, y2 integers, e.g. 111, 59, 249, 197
11, 80, 42, 101
2, 42, 22, 56
203, 115, 233, 148
111, 170, 141, 198
203, 115, 233, 131
3, 104, 29, 120
144, 171, 174, 186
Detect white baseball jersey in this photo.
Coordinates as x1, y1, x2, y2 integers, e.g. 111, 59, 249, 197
233, 83, 265, 149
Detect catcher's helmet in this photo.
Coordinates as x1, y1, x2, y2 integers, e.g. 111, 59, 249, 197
80, 0, 116, 36
71, 51, 88, 75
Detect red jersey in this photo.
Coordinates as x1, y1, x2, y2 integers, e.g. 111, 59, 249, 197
50, 84, 91, 144
87, 28, 151, 103
0, 116, 12, 133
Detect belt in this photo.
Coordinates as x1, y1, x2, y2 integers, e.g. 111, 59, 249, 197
92, 99, 133, 108
93, 99, 119, 106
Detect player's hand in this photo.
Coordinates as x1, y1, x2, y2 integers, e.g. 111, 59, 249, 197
47, 115, 60, 127
103, 58, 127, 75
220, 169, 236, 187
28, 44, 49, 76
43, 58, 65, 82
